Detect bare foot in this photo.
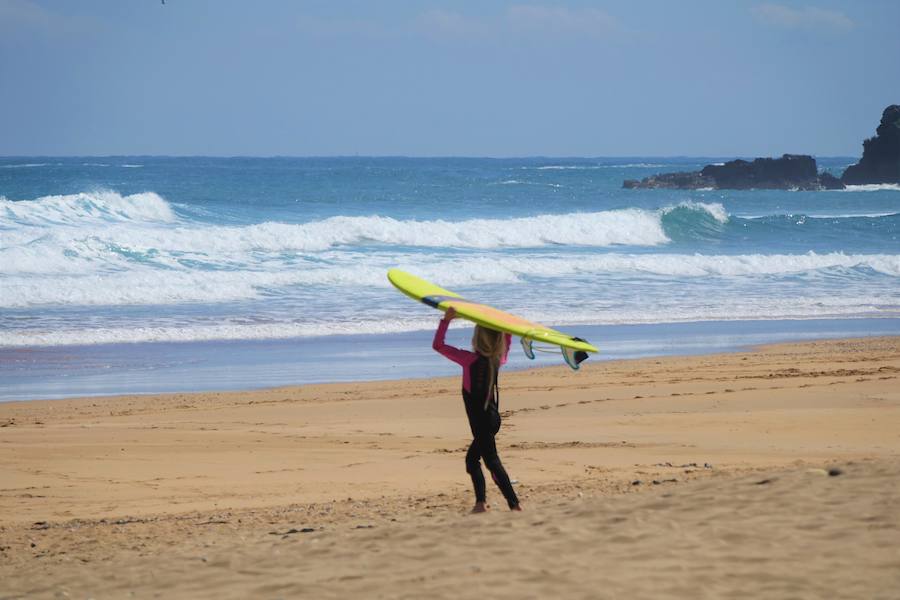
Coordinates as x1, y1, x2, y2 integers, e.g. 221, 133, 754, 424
511, 505, 523, 512
471, 502, 488, 514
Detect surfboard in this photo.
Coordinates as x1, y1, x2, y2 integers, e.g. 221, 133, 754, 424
387, 268, 598, 369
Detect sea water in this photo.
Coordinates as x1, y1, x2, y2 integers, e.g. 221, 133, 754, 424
1, 157, 898, 399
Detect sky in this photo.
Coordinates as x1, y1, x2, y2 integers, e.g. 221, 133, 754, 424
1, 0, 898, 157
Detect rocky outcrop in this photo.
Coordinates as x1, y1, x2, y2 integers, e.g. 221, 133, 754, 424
701, 154, 821, 190
624, 154, 844, 190
817, 172, 845, 190
622, 171, 714, 189
842, 105, 900, 185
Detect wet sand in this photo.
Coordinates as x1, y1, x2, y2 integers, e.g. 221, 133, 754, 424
1, 336, 899, 598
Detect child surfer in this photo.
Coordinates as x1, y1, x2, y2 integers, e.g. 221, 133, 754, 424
432, 307, 521, 512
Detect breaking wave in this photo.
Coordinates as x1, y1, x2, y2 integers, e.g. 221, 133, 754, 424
1, 250, 896, 308
2, 191, 729, 256
1, 190, 176, 226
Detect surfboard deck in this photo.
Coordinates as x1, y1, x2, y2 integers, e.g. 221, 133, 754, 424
387, 269, 599, 356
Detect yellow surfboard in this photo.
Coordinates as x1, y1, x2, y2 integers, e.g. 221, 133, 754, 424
387, 269, 598, 369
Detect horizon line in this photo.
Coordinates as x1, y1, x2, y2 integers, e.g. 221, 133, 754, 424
0, 153, 862, 160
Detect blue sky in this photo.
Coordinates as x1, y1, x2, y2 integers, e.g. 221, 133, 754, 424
1, 0, 898, 156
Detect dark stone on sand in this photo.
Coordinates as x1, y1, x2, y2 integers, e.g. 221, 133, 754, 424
269, 527, 316, 536
631, 480, 642, 486
624, 154, 844, 190
755, 479, 773, 485
842, 105, 900, 184
828, 468, 844, 477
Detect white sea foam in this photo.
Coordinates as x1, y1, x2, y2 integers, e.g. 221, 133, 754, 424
1, 209, 670, 279
2, 250, 897, 308
735, 211, 898, 220
1, 197, 732, 292
589, 252, 900, 277
841, 184, 900, 192
2, 192, 729, 257
0, 270, 292, 306
3, 208, 673, 262
532, 165, 594, 170
0, 318, 429, 347
201, 210, 668, 250
495, 179, 562, 187
404, 251, 900, 281
3, 188, 895, 329
1, 190, 176, 226
528, 163, 667, 170
2, 295, 897, 348
662, 200, 729, 223
612, 163, 668, 168
801, 212, 898, 219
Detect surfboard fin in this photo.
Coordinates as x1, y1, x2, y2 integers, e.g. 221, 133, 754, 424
562, 346, 589, 370
520, 337, 535, 360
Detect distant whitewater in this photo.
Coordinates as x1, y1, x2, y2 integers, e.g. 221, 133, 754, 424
1, 156, 898, 348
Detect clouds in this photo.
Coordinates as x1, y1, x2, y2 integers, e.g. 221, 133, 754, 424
0, 0, 99, 38
506, 5, 620, 38
295, 13, 389, 39
285, 4, 624, 45
413, 5, 623, 42
752, 3, 855, 31
415, 9, 490, 39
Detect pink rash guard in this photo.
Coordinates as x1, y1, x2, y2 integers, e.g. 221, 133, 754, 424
432, 317, 511, 395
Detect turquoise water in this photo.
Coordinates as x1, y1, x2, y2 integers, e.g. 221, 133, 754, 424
1, 156, 898, 399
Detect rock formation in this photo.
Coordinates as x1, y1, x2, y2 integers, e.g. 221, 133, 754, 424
623, 154, 844, 190
841, 105, 900, 185
622, 171, 714, 190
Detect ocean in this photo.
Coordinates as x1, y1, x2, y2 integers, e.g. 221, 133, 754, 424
2, 156, 898, 400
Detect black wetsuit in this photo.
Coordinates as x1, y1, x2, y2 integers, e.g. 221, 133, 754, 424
463, 355, 520, 509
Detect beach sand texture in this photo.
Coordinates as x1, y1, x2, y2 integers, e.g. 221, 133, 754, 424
1, 336, 899, 598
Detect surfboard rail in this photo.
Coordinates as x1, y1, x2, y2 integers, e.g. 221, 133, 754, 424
387, 269, 598, 368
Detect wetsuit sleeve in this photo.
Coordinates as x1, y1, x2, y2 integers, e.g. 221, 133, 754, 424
432, 317, 477, 367
500, 333, 512, 366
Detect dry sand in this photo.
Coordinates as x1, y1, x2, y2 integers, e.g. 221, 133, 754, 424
1, 336, 899, 599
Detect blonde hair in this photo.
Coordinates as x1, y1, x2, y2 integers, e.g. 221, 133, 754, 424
472, 325, 505, 406
472, 325, 505, 360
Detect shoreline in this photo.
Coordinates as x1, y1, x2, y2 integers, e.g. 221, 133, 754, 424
2, 335, 898, 598
4, 316, 900, 402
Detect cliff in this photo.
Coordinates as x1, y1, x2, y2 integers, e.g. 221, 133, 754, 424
842, 105, 900, 185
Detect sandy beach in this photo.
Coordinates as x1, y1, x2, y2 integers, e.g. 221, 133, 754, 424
1, 336, 899, 599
